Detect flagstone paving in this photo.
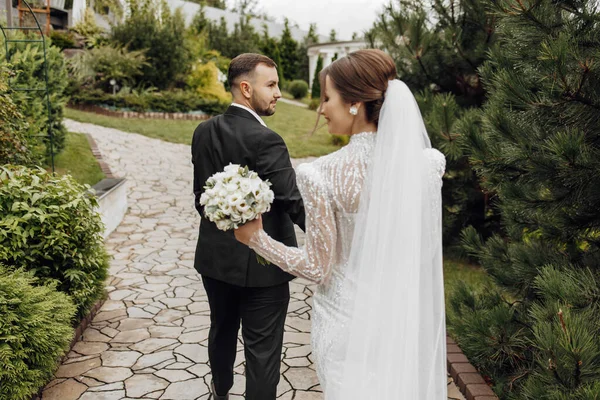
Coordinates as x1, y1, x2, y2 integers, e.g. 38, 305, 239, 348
40, 120, 465, 400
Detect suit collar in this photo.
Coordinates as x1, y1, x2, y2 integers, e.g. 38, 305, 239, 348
224, 104, 267, 127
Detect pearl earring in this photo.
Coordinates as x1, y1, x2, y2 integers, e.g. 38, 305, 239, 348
349, 106, 358, 116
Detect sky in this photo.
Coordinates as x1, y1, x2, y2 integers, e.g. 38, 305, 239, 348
254, 0, 390, 41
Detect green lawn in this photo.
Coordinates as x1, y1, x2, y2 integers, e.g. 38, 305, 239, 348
65, 102, 339, 158
282, 91, 313, 106
444, 258, 492, 299
50, 131, 105, 187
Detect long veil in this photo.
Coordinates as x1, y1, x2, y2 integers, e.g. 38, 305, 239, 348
336, 80, 447, 399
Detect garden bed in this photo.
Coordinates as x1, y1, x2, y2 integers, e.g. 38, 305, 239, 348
69, 103, 211, 121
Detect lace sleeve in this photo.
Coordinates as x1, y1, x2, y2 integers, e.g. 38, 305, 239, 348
248, 164, 336, 284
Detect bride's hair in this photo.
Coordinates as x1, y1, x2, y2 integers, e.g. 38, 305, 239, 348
319, 49, 397, 127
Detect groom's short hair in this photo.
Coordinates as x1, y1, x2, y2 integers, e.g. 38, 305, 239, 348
228, 53, 277, 91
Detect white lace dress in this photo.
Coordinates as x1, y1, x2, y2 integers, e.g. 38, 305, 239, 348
249, 131, 445, 397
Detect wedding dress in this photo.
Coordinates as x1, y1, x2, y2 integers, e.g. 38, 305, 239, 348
249, 80, 447, 399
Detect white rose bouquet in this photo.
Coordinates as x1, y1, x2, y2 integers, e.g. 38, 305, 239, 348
199, 164, 274, 264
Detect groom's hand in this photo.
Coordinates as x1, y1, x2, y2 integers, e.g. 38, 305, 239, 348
234, 216, 263, 245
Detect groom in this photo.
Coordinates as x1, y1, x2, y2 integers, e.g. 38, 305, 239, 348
191, 54, 305, 400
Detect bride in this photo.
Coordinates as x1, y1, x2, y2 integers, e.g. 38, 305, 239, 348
234, 49, 447, 399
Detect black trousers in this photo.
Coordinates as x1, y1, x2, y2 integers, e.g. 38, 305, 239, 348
202, 276, 290, 400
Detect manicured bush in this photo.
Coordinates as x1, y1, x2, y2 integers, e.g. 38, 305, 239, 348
0, 166, 109, 319
330, 134, 349, 146
69, 87, 229, 115
288, 79, 309, 99
308, 98, 320, 111
186, 61, 231, 103
0, 265, 76, 400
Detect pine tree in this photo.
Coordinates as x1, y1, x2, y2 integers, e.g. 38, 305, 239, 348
260, 26, 284, 84
279, 18, 299, 81
228, 15, 261, 56
187, 0, 226, 8
311, 54, 323, 98
367, 0, 498, 249
296, 22, 319, 82
450, 1, 600, 398
329, 29, 337, 42
231, 0, 259, 15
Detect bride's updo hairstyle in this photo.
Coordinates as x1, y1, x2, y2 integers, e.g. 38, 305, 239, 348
320, 49, 397, 127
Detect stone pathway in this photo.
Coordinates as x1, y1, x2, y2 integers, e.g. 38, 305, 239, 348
41, 120, 465, 400
278, 97, 309, 108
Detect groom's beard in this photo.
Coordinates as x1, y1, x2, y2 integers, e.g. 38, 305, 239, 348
250, 96, 276, 116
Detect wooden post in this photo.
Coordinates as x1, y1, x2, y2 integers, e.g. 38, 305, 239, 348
6, 0, 14, 27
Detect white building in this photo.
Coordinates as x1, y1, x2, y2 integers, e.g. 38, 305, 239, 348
307, 40, 367, 89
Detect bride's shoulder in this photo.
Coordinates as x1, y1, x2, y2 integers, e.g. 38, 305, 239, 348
296, 160, 321, 182
423, 148, 446, 179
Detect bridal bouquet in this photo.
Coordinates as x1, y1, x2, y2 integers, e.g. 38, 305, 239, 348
200, 164, 274, 230
200, 164, 274, 264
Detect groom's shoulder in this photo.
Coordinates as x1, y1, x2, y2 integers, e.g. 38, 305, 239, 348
255, 125, 288, 148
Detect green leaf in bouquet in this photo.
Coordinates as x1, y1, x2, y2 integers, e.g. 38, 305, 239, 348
256, 254, 270, 266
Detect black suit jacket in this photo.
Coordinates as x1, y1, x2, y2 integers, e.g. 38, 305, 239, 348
192, 106, 306, 287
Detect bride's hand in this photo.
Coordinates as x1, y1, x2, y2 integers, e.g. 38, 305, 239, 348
234, 215, 263, 245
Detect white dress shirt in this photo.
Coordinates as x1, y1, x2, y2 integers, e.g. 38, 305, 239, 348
231, 103, 267, 127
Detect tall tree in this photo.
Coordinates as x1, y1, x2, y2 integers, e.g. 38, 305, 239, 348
231, 0, 259, 15
311, 54, 323, 98
186, 0, 227, 8
111, 0, 193, 89
296, 22, 319, 82
449, 1, 600, 398
367, 0, 498, 248
279, 18, 299, 81
329, 29, 337, 42
206, 0, 227, 9
260, 26, 284, 84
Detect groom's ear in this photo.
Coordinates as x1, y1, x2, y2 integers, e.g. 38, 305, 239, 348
240, 81, 253, 99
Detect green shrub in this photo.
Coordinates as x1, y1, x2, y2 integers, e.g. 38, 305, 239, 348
0, 265, 76, 400
68, 44, 148, 90
288, 79, 309, 99
71, 8, 107, 48
69, 87, 229, 115
49, 30, 76, 50
308, 98, 320, 111
0, 166, 109, 319
330, 134, 349, 146
0, 65, 38, 166
0, 32, 70, 159
111, 0, 193, 89
186, 61, 231, 103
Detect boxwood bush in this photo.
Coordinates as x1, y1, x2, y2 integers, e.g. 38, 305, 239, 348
288, 80, 309, 99
0, 265, 76, 400
0, 166, 109, 319
69, 87, 229, 115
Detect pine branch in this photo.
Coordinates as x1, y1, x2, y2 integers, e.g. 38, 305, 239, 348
433, 0, 453, 26
508, 370, 529, 391
485, 16, 496, 44
502, 0, 554, 35
574, 59, 592, 98
400, 35, 453, 92
452, 33, 478, 70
